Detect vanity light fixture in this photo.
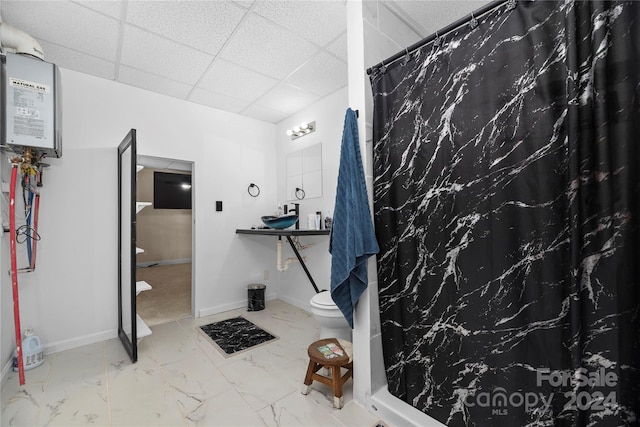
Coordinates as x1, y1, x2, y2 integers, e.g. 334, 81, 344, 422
286, 121, 316, 140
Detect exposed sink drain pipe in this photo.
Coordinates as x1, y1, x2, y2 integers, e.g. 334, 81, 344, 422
277, 238, 304, 272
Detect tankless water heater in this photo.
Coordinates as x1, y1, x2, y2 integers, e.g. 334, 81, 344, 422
1, 51, 62, 158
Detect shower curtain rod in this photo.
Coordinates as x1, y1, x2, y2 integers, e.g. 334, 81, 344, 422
366, 0, 509, 75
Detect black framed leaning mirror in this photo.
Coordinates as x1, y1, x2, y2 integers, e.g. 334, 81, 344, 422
117, 129, 137, 362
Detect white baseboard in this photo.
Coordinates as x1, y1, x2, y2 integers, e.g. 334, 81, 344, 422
1, 328, 118, 386
198, 293, 278, 318
277, 294, 312, 313
1, 358, 13, 386
136, 258, 191, 268
44, 329, 118, 355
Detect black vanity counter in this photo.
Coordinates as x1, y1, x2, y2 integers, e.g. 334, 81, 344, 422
235, 228, 330, 236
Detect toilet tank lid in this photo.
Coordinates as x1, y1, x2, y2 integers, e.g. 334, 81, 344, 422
311, 291, 336, 306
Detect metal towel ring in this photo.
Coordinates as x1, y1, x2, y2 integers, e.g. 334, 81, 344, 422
295, 187, 306, 200
248, 183, 260, 197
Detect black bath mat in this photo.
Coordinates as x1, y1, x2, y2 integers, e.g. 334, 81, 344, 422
198, 316, 277, 357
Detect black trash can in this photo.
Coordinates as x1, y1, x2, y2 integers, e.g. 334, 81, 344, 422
247, 284, 266, 311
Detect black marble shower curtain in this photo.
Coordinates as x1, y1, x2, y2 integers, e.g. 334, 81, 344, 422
371, 1, 639, 426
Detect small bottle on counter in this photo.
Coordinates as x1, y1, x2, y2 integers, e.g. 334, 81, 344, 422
307, 213, 316, 230
324, 210, 332, 230
315, 211, 322, 229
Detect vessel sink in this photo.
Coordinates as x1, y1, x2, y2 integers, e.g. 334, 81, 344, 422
261, 214, 298, 229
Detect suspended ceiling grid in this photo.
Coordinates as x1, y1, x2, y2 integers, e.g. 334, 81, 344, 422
0, 1, 481, 124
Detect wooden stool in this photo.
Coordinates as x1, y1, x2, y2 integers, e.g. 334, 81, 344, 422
301, 338, 353, 409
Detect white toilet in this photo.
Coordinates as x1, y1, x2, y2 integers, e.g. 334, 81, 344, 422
310, 291, 351, 341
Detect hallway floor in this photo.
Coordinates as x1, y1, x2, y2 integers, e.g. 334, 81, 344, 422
136, 263, 192, 327
1, 300, 385, 427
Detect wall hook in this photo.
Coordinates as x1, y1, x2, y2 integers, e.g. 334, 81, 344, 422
248, 183, 260, 197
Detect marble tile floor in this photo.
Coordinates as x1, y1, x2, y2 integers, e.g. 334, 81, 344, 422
1, 299, 387, 427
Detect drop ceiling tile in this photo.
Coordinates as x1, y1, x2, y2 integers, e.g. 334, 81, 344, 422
197, 59, 277, 103
285, 52, 347, 97
232, 0, 255, 9
219, 14, 318, 80
120, 25, 213, 85
137, 156, 174, 170
363, 20, 403, 70
72, 0, 123, 19
326, 32, 348, 63
362, 1, 378, 27
0, 0, 119, 61
118, 66, 193, 99
255, 83, 319, 116
38, 40, 116, 80
252, 0, 346, 46
166, 160, 193, 172
188, 87, 250, 114
390, 1, 481, 38
377, 2, 422, 48
137, 156, 192, 171
126, 1, 247, 55
241, 104, 289, 124
0, 0, 448, 122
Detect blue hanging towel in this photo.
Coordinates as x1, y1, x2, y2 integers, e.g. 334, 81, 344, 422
329, 108, 379, 328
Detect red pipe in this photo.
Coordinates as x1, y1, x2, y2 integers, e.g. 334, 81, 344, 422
9, 165, 25, 385
30, 191, 40, 270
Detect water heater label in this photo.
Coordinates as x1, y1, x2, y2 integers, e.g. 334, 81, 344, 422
9, 78, 49, 140
9, 77, 50, 93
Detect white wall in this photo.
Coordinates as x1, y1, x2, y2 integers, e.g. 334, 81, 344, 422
1, 68, 279, 370
274, 87, 348, 310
